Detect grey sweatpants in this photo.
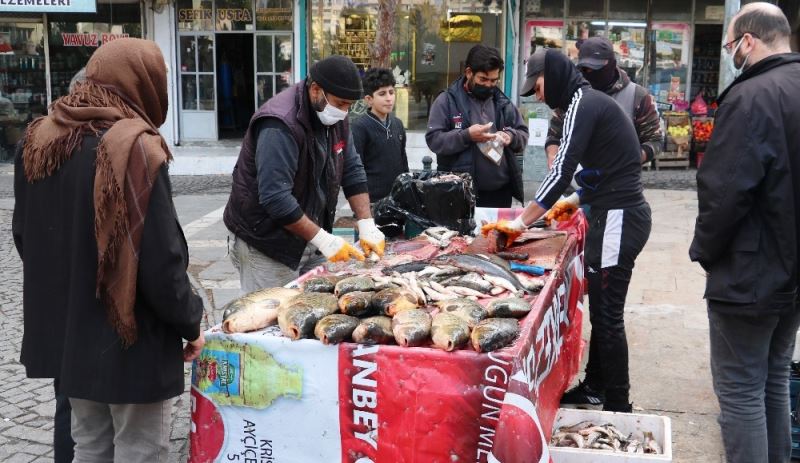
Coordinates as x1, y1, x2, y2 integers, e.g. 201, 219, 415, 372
708, 308, 800, 463
69, 398, 172, 463
228, 232, 326, 294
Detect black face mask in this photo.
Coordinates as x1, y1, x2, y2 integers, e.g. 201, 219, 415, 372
470, 80, 496, 100
581, 62, 617, 91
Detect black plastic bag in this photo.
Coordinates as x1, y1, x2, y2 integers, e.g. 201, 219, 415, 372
372, 171, 475, 237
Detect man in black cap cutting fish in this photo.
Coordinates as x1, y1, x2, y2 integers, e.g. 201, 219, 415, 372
483, 48, 651, 413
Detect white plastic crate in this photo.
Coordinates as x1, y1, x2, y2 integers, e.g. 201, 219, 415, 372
549, 408, 672, 462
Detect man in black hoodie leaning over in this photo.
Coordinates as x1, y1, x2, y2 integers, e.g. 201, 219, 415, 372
482, 48, 651, 412
690, 4, 800, 462
426, 44, 529, 207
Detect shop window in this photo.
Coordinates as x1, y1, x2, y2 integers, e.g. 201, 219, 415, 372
48, 1, 143, 100
565, 20, 606, 61
652, 0, 692, 21
309, 0, 503, 131
180, 35, 215, 110
215, 0, 254, 31
608, 0, 646, 20
648, 23, 691, 104
524, 20, 564, 56
567, 0, 605, 19
525, 0, 563, 18
608, 22, 646, 82
695, 0, 725, 23
256, 0, 293, 31
0, 21, 46, 161
177, 0, 214, 32
256, 34, 292, 107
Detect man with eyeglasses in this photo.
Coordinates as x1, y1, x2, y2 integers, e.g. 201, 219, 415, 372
426, 44, 529, 207
689, 3, 800, 462
546, 37, 663, 170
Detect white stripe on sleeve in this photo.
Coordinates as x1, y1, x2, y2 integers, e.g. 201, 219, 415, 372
536, 88, 584, 203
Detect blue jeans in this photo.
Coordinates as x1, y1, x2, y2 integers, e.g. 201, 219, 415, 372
708, 308, 800, 463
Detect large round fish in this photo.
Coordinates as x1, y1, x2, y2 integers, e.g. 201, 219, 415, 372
302, 275, 342, 293
372, 287, 419, 316
471, 318, 520, 353
278, 293, 338, 340
392, 309, 432, 347
334, 276, 375, 297
486, 297, 532, 318
435, 298, 487, 329
352, 316, 394, 345
431, 312, 470, 352
338, 291, 375, 317
315, 314, 360, 345
221, 287, 301, 333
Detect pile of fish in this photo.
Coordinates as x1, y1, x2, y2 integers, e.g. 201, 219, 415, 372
551, 421, 663, 454
220, 253, 547, 352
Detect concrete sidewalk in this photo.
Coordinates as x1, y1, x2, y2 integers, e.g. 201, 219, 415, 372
622, 190, 724, 462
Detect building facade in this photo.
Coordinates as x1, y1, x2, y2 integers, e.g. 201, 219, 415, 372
1, 0, 797, 159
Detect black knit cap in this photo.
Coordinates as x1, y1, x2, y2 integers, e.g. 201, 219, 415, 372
309, 55, 363, 100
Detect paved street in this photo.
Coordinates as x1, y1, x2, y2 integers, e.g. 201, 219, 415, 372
0, 162, 722, 463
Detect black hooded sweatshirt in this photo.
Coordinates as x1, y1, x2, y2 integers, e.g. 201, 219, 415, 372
534, 50, 645, 210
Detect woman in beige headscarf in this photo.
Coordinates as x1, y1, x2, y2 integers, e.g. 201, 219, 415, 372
13, 38, 204, 462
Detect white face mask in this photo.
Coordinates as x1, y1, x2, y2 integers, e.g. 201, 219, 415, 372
728, 37, 752, 77
316, 91, 348, 126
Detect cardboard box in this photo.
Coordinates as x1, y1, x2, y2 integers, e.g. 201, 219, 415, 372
550, 408, 673, 462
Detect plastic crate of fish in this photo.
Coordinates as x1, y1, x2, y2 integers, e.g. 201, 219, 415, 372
549, 408, 673, 462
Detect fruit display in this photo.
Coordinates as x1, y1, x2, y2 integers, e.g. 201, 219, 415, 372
693, 119, 714, 143
667, 125, 691, 138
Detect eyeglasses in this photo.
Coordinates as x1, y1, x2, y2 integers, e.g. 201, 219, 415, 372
723, 32, 760, 53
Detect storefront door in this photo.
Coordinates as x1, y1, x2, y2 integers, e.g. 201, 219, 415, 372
178, 33, 217, 140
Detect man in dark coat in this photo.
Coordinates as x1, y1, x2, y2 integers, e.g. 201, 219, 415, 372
482, 48, 651, 413
425, 44, 529, 207
689, 4, 800, 462
224, 55, 385, 293
12, 38, 204, 462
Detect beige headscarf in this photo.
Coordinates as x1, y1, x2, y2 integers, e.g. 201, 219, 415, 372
23, 38, 173, 347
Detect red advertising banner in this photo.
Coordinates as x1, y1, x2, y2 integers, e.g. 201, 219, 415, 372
190, 213, 587, 463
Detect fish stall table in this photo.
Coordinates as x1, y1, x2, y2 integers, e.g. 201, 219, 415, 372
189, 212, 588, 463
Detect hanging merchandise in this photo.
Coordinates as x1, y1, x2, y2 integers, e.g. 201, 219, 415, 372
690, 93, 708, 116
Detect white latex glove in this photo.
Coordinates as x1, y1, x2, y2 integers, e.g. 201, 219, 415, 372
507, 215, 528, 232
310, 229, 364, 262
357, 218, 386, 257
563, 192, 580, 208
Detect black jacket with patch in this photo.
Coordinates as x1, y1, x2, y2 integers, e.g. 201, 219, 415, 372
425, 77, 528, 201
